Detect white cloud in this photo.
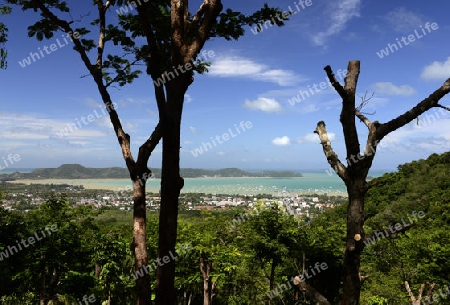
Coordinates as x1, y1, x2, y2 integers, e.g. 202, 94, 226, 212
371, 82, 416, 96
298, 132, 336, 144
216, 151, 226, 156
125, 121, 139, 131
384, 7, 424, 34
209, 56, 305, 86
421, 57, 450, 80
84, 98, 102, 108
299, 103, 320, 114
93, 116, 114, 129
381, 114, 450, 153
313, 0, 361, 46
272, 136, 291, 146
184, 93, 193, 103
0, 111, 112, 144
189, 126, 197, 135
243, 97, 283, 113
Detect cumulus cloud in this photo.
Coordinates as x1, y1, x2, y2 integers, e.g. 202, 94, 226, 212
272, 136, 291, 146
209, 56, 305, 86
243, 97, 283, 113
371, 82, 416, 96
421, 57, 450, 80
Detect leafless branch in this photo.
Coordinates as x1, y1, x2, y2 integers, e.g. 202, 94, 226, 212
324, 65, 346, 99
356, 91, 374, 111
436, 103, 450, 111
355, 109, 372, 128
68, 10, 91, 24
376, 78, 450, 140
314, 121, 349, 183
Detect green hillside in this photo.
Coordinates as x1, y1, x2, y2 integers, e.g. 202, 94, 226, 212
308, 151, 450, 304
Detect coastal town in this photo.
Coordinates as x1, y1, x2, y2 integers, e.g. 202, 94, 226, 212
0, 182, 346, 217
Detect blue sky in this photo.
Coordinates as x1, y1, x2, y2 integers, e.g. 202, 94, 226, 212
1, 0, 450, 171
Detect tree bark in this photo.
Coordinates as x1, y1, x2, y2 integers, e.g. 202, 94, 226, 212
155, 89, 185, 305
426, 283, 436, 305
405, 281, 424, 305
133, 180, 152, 305
341, 183, 366, 305
200, 258, 212, 305
293, 276, 331, 305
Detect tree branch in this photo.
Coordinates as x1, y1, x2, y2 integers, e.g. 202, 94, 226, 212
293, 276, 331, 305
95, 3, 107, 68
31, 0, 136, 172
355, 109, 371, 128
376, 78, 450, 140
171, 0, 186, 65
436, 103, 450, 111
186, 0, 223, 60
314, 121, 349, 183
405, 281, 424, 305
324, 65, 346, 99
136, 2, 168, 123
137, 122, 162, 169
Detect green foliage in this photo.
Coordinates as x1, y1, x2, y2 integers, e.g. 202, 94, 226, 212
367, 295, 389, 305
7, 0, 290, 88
361, 151, 450, 304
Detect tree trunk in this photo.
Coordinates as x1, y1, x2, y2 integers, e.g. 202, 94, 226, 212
107, 281, 111, 305
40, 254, 46, 305
269, 259, 277, 305
200, 258, 212, 305
133, 180, 152, 305
341, 181, 366, 305
155, 92, 184, 305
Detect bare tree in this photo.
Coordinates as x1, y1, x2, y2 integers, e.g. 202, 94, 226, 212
314, 60, 450, 304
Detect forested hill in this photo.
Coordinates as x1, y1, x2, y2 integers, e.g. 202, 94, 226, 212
361, 151, 450, 302
310, 151, 450, 303
3, 164, 303, 179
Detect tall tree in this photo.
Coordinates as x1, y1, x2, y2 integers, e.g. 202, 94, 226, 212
7, 1, 289, 304
314, 60, 450, 304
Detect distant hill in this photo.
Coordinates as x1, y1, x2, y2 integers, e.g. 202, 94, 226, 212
1, 164, 303, 179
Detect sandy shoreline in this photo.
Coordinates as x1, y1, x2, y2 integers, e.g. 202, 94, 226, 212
9, 179, 132, 191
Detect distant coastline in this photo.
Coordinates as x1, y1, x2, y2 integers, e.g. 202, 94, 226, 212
8, 173, 348, 196
0, 164, 303, 180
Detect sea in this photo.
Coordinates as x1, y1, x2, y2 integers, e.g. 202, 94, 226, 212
3, 170, 388, 196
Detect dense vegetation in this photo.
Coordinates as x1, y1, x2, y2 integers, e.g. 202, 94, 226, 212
0, 151, 449, 304
0, 164, 303, 180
